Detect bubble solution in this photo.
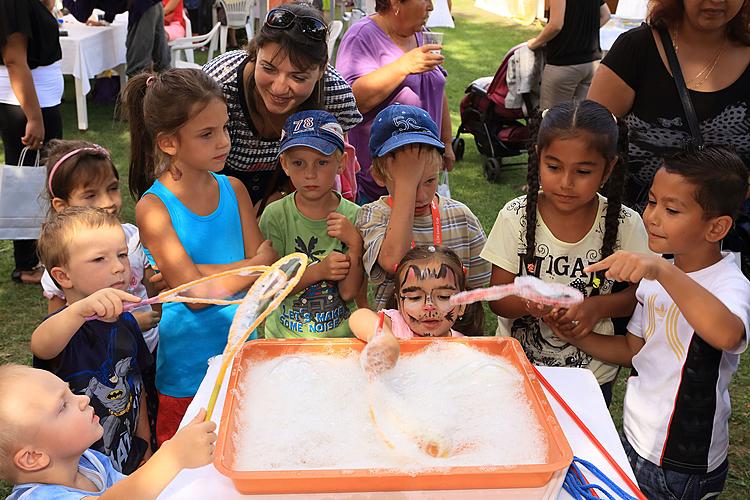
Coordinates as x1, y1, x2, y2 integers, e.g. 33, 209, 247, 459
232, 342, 548, 471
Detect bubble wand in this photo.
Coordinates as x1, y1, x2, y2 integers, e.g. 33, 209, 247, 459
84, 265, 270, 320
450, 275, 584, 308
205, 253, 308, 421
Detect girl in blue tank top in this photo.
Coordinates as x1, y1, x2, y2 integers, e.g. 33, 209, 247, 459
122, 69, 277, 445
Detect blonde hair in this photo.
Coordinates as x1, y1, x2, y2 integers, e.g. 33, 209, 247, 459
0, 365, 31, 482
37, 206, 121, 270
370, 146, 442, 183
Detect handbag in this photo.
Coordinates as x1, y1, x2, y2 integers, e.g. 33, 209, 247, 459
437, 168, 451, 199
0, 147, 48, 239
656, 27, 704, 152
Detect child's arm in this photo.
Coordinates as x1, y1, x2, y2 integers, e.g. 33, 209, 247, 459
135, 392, 152, 462
349, 308, 400, 375
229, 177, 267, 260
587, 251, 747, 352
94, 409, 216, 500
136, 196, 275, 304
550, 324, 645, 367
376, 145, 428, 272
327, 212, 364, 301
31, 288, 141, 360
47, 295, 66, 315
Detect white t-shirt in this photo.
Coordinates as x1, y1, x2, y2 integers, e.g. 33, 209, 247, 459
0, 61, 63, 107
41, 223, 159, 352
624, 252, 750, 474
480, 193, 650, 384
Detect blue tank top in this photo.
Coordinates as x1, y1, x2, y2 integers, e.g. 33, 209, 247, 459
143, 173, 256, 397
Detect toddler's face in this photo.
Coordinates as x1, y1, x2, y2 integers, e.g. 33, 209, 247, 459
280, 146, 342, 204
60, 224, 131, 299
12, 368, 102, 462
396, 258, 464, 337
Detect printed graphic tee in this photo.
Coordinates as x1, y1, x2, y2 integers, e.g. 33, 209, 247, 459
260, 192, 360, 338
480, 194, 649, 384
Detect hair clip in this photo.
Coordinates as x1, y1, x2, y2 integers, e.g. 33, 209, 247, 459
462, 264, 467, 275
541, 108, 549, 119
427, 245, 436, 253
146, 75, 156, 87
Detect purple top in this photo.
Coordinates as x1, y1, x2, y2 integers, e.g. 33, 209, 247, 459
336, 17, 447, 203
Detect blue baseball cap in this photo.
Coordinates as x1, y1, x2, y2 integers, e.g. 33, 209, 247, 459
279, 110, 345, 156
369, 104, 445, 158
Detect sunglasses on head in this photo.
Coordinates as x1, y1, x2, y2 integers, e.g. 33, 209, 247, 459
265, 8, 328, 42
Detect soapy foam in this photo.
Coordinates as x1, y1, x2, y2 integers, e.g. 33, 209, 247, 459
233, 342, 548, 471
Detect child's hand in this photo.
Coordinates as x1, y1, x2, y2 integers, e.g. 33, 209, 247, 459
545, 299, 601, 339
523, 299, 554, 318
70, 288, 141, 321
317, 252, 351, 281
387, 144, 428, 188
132, 309, 161, 331
148, 271, 169, 294
255, 240, 278, 265
327, 213, 362, 252
544, 315, 581, 346
163, 408, 217, 469
361, 329, 400, 379
585, 251, 666, 283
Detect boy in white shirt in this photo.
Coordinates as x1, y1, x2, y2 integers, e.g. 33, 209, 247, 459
553, 147, 750, 499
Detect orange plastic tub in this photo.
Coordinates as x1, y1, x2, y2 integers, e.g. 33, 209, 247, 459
214, 337, 572, 495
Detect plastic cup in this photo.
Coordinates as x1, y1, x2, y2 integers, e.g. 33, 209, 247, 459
422, 31, 444, 55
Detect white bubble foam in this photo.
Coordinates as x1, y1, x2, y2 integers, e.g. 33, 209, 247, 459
232, 342, 548, 471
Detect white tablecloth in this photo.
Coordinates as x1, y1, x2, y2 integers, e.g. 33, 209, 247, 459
59, 14, 127, 95
159, 355, 638, 499
600, 16, 644, 52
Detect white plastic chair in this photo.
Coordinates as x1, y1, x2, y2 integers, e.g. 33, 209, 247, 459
327, 20, 343, 62
170, 22, 221, 67
218, 0, 255, 54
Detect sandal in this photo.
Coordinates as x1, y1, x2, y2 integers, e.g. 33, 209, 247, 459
11, 266, 44, 285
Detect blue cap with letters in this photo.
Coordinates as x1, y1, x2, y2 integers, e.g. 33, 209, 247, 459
369, 104, 445, 158
279, 110, 345, 156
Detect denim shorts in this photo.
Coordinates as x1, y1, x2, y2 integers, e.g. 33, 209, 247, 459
621, 434, 728, 500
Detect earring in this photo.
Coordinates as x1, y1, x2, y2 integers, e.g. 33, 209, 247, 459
395, 7, 400, 16
458, 315, 464, 320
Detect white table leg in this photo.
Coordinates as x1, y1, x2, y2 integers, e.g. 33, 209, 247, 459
117, 64, 127, 94
74, 76, 88, 131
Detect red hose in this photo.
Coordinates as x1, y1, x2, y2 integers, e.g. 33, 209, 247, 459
531, 365, 647, 500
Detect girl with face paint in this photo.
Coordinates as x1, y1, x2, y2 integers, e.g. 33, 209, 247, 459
350, 246, 485, 374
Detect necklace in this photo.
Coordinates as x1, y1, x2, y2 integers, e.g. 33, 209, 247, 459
672, 28, 726, 89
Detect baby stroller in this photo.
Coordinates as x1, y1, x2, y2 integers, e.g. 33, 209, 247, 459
453, 43, 538, 182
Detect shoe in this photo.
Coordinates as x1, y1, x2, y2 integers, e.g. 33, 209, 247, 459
11, 266, 44, 285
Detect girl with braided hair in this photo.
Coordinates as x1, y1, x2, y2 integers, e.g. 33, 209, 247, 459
479, 99, 650, 405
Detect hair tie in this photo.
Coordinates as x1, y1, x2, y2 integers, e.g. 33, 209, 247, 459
146, 76, 156, 87
48, 146, 110, 198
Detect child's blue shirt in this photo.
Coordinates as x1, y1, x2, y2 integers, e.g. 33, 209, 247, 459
7, 450, 125, 499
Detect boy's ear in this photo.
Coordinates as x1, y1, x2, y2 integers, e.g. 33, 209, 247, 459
278, 155, 291, 177
14, 447, 50, 473
50, 266, 73, 290
156, 132, 177, 157
705, 215, 734, 243
50, 197, 69, 214
371, 167, 387, 188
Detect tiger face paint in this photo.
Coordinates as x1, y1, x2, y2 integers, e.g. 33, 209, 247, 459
397, 259, 465, 337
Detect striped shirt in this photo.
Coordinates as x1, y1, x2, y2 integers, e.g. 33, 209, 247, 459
203, 51, 362, 201
356, 195, 491, 310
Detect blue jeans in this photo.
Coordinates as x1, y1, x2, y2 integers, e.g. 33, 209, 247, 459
621, 435, 728, 499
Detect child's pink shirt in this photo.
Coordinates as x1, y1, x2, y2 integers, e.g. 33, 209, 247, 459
381, 309, 464, 339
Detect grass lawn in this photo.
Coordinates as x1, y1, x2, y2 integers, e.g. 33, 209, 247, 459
1, 0, 748, 496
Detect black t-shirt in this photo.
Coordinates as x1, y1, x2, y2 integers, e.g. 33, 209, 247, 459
545, 0, 604, 66
602, 24, 750, 211
0, 0, 62, 68
33, 311, 153, 474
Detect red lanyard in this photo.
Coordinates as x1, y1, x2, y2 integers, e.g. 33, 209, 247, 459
387, 196, 442, 248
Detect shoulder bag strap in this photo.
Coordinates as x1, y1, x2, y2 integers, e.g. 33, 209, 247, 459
656, 26, 704, 151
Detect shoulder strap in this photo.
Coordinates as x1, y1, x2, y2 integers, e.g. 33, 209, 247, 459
656, 26, 704, 151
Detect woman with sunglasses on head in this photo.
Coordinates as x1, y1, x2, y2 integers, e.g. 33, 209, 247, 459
203, 2, 362, 213
335, 0, 453, 205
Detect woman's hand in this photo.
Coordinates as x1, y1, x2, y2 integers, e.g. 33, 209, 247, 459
22, 117, 44, 150
398, 46, 444, 75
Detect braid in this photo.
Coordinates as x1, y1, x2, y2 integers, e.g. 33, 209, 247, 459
524, 112, 542, 274
600, 120, 629, 260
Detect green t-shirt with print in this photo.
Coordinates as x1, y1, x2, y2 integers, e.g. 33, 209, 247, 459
259, 192, 360, 338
